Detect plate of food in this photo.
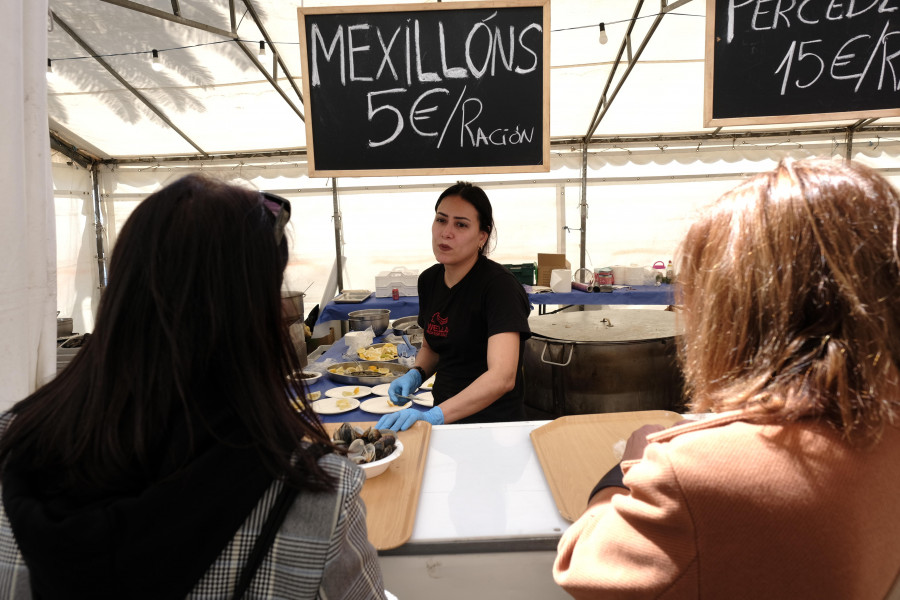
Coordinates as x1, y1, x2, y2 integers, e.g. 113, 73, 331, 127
412, 392, 434, 407
325, 385, 372, 399
311, 397, 360, 414
287, 370, 322, 385
326, 361, 408, 385
357, 343, 399, 361
359, 397, 412, 414
371, 383, 392, 396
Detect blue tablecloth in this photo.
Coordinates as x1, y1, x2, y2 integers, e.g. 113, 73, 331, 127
316, 285, 674, 325
303, 336, 430, 424
318, 294, 419, 324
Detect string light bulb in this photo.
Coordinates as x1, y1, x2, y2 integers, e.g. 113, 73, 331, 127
598, 22, 608, 44
46, 59, 57, 82
151, 49, 163, 72
258, 41, 266, 57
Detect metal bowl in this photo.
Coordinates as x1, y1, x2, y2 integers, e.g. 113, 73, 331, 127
391, 315, 422, 336
325, 360, 409, 385
348, 308, 390, 336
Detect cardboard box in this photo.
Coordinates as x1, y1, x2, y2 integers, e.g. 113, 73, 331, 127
537, 253, 569, 287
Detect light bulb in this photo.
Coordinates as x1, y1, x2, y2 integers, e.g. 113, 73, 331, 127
46, 59, 57, 82
258, 41, 266, 57
151, 49, 164, 72
598, 23, 608, 45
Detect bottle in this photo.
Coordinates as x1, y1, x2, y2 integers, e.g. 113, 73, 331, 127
652, 261, 666, 286
392, 288, 400, 300
666, 260, 674, 284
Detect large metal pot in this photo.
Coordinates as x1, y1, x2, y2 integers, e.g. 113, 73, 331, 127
523, 310, 684, 418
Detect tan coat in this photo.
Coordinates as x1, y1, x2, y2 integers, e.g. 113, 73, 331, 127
554, 412, 900, 599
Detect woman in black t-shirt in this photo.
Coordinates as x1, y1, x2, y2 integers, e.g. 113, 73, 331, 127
377, 182, 531, 431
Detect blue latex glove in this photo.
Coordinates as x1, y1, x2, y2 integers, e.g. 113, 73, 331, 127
377, 406, 444, 432
388, 368, 424, 405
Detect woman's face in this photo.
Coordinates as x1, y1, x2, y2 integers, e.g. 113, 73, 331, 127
432, 195, 488, 268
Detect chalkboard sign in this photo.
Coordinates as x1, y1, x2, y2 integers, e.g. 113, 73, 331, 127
298, 1, 550, 177
705, 0, 900, 126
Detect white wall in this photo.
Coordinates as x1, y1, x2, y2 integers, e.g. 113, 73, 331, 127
52, 138, 900, 332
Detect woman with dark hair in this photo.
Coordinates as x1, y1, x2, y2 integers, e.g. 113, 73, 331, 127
554, 158, 900, 599
378, 182, 531, 431
0, 174, 386, 598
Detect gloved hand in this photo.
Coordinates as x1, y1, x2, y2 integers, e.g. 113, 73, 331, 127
387, 368, 423, 405
376, 406, 444, 432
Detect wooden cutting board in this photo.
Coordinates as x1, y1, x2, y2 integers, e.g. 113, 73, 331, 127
530, 410, 682, 522
324, 421, 431, 550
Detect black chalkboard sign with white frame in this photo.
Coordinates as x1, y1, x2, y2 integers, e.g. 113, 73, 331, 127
297, 0, 550, 177
704, 0, 900, 126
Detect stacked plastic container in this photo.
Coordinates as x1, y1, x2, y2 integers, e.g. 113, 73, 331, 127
375, 266, 419, 297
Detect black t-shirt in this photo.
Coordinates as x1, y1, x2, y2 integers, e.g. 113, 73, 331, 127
417, 255, 532, 423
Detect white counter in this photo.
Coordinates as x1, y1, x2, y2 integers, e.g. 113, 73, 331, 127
379, 421, 573, 599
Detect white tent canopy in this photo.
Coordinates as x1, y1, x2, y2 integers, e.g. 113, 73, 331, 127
4, 0, 900, 406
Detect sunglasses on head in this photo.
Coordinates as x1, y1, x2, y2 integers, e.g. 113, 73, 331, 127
259, 192, 291, 245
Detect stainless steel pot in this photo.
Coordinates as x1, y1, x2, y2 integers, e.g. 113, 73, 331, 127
325, 360, 409, 385
57, 318, 73, 337
281, 292, 305, 324
523, 310, 684, 418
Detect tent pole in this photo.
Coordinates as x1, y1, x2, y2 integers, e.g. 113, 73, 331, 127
331, 178, 344, 294
89, 163, 109, 292
580, 141, 588, 273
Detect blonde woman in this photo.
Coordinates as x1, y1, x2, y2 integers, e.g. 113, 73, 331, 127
554, 159, 900, 599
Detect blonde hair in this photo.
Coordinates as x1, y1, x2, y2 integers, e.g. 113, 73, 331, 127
676, 158, 900, 444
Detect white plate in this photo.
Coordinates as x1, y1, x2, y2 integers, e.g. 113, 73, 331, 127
359, 397, 412, 414
412, 392, 434, 407
371, 383, 392, 396
311, 397, 360, 415
325, 385, 373, 399
421, 376, 435, 389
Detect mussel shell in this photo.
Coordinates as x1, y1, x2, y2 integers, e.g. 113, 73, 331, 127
364, 427, 382, 444
347, 438, 366, 456
363, 443, 376, 463
334, 422, 355, 445
378, 430, 396, 448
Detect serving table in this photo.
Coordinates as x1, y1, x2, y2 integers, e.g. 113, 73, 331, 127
378, 421, 572, 599
303, 338, 571, 598
316, 285, 675, 325
302, 336, 431, 424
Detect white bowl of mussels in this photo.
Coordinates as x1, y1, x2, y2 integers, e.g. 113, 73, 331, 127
359, 439, 403, 479
332, 423, 404, 479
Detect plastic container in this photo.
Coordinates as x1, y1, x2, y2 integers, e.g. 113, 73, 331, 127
652, 261, 667, 285
594, 267, 614, 285
375, 266, 418, 297
503, 263, 536, 285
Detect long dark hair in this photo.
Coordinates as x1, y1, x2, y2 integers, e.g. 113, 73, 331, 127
436, 181, 497, 255
0, 174, 334, 491
676, 158, 900, 444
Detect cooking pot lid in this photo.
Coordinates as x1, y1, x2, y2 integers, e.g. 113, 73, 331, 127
528, 309, 680, 343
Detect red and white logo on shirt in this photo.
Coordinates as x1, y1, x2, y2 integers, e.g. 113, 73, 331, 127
427, 312, 449, 337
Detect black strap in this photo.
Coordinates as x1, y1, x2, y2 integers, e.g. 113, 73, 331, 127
231, 483, 300, 600
588, 463, 629, 501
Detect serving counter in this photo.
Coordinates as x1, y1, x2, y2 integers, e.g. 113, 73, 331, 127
316, 285, 675, 325
303, 338, 571, 598
378, 421, 572, 600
